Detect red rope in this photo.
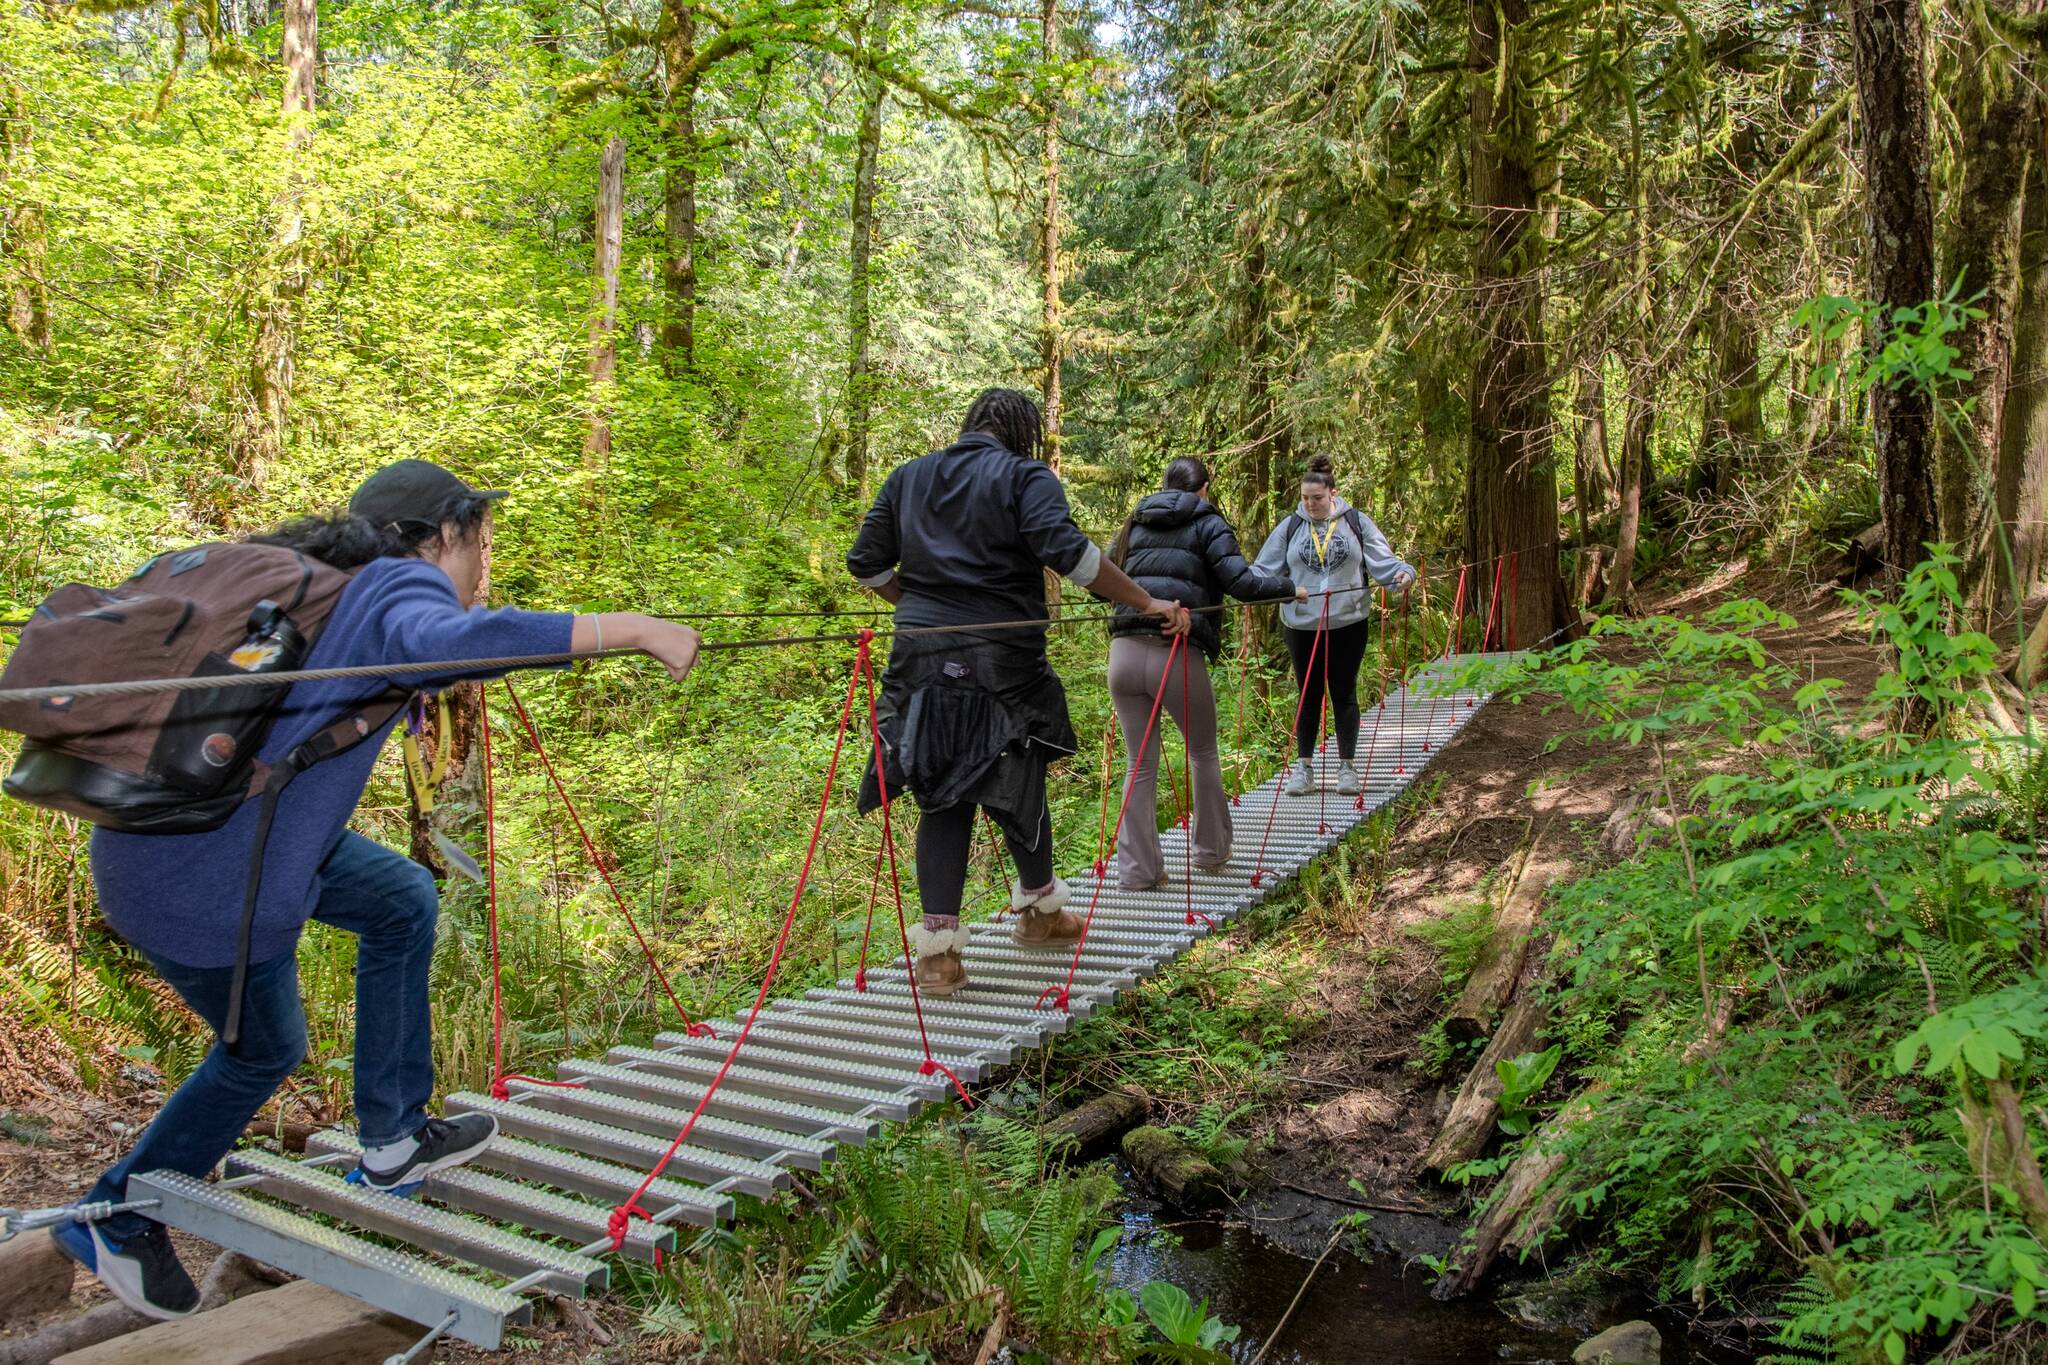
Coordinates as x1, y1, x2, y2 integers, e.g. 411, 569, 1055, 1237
606, 631, 874, 1249
1507, 548, 1519, 653
1090, 712, 1116, 881
1231, 605, 1252, 808
1479, 554, 1505, 654
480, 686, 591, 1102
502, 682, 714, 1040
1416, 559, 1432, 754
1037, 632, 1186, 1012
862, 652, 971, 1106
853, 839, 887, 992
1249, 594, 1328, 889
1446, 563, 1469, 661
1394, 584, 1411, 776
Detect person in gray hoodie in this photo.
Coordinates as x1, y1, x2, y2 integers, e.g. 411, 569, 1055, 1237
1249, 454, 1415, 796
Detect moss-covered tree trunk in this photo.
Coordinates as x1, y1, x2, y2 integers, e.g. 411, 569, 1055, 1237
1942, 5, 2042, 614
240, 0, 316, 492
2, 81, 51, 353
659, 0, 698, 376
1997, 151, 2048, 621
1465, 0, 1566, 648
584, 135, 624, 467
1848, 0, 1939, 586
842, 6, 889, 498
1038, 0, 1062, 474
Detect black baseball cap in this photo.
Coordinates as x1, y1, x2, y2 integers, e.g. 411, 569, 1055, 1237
349, 459, 506, 530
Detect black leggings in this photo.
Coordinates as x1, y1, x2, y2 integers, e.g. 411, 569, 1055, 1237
916, 798, 1055, 922
1284, 619, 1372, 761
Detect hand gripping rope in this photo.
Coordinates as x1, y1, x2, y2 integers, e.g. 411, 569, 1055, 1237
1035, 631, 1187, 1014
1248, 593, 1329, 890
501, 682, 716, 1041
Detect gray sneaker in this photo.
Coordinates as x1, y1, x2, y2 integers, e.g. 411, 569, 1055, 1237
1336, 762, 1361, 795
1284, 760, 1316, 796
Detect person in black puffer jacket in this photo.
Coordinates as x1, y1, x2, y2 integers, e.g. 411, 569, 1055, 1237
1105, 457, 1299, 889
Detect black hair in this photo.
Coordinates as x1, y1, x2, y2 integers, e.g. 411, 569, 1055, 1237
960, 387, 1043, 462
1164, 456, 1211, 494
1301, 454, 1335, 491
250, 491, 495, 571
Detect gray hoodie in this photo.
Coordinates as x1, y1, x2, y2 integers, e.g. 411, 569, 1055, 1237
1250, 495, 1414, 631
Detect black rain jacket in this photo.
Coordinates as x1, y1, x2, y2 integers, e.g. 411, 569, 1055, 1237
1107, 491, 1294, 659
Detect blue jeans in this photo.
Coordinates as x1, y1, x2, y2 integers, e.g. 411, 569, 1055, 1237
89, 832, 440, 1239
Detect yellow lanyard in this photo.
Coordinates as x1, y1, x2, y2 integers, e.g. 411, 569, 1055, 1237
1308, 517, 1336, 568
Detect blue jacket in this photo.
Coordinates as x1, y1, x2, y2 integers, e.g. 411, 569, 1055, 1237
90, 557, 573, 968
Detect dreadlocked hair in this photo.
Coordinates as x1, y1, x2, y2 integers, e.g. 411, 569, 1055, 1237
960, 387, 1043, 462
249, 490, 496, 572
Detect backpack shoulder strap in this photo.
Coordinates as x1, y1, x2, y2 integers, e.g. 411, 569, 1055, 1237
223, 686, 416, 1047
1343, 507, 1366, 543
1278, 513, 1303, 546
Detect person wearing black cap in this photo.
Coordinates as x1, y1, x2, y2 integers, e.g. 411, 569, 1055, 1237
51, 460, 702, 1322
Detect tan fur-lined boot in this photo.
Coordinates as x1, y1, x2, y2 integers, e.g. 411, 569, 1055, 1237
908, 923, 969, 997
1009, 877, 1085, 948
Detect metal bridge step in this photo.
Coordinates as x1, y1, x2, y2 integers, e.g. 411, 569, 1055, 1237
628, 1039, 926, 1118
690, 1021, 997, 1082
770, 998, 1024, 1064
499, 1079, 837, 1169
223, 1149, 606, 1296
131, 1169, 529, 1350
557, 1058, 884, 1141
304, 1130, 676, 1261
444, 1092, 790, 1198
552, 1055, 888, 1137
798, 987, 1067, 1035
647, 1032, 951, 1104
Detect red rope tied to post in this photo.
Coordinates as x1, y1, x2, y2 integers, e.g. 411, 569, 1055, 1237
1414, 560, 1432, 754
1249, 594, 1329, 889
1155, 644, 1206, 929
1091, 716, 1116, 882
605, 629, 877, 1250
1037, 632, 1187, 1012
1479, 554, 1505, 655
859, 653, 971, 1107
478, 687, 589, 1103
503, 682, 715, 1040
1231, 605, 1252, 808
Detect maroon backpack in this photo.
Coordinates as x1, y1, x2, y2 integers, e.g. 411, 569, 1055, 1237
0, 543, 415, 1042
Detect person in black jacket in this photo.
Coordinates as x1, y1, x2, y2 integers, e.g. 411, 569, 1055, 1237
848, 389, 1190, 997
1105, 457, 1299, 890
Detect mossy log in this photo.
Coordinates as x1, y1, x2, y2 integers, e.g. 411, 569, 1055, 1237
1424, 992, 1548, 1175
1122, 1125, 1226, 1211
1042, 1086, 1149, 1158
1445, 828, 1556, 1047
1432, 1088, 1603, 1300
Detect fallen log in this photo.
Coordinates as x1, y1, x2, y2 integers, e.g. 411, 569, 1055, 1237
1041, 1086, 1149, 1158
1433, 1088, 1603, 1300
1445, 827, 1555, 1047
0, 1232, 75, 1327
51, 1276, 412, 1365
1423, 992, 1548, 1175
1122, 1125, 1226, 1211
0, 1252, 271, 1365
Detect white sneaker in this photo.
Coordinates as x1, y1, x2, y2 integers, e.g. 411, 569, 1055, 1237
1337, 762, 1361, 795
1284, 761, 1316, 796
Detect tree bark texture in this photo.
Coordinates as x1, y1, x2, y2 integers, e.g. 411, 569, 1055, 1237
660, 0, 699, 375
2, 82, 52, 353
1607, 341, 1653, 609
1941, 4, 2039, 603
1997, 150, 2048, 606
239, 0, 316, 491
844, 5, 890, 496
1848, 0, 1939, 586
584, 134, 624, 466
1039, 0, 1062, 472
1571, 357, 1608, 543
1465, 0, 1566, 649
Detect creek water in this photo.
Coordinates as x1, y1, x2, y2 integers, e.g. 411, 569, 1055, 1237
1102, 1201, 1752, 1364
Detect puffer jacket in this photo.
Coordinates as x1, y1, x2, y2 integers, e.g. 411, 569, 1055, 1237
1107, 490, 1294, 659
